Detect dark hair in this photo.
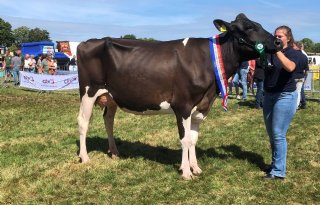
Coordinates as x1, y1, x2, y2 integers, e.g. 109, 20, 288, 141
274, 25, 295, 47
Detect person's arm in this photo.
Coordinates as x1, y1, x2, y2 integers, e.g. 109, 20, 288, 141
275, 51, 296, 72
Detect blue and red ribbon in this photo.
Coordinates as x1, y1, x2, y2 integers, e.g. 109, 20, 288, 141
209, 35, 228, 111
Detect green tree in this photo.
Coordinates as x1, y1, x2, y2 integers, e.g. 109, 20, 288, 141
13, 26, 30, 45
139, 37, 156, 42
121, 34, 137, 39
28, 27, 51, 42
8, 44, 18, 52
313, 43, 320, 53
300, 38, 314, 52
0, 18, 14, 47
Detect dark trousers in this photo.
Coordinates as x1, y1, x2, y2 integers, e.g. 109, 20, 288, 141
255, 79, 264, 108
300, 82, 306, 106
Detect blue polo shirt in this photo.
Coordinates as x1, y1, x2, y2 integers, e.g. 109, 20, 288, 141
264, 47, 300, 92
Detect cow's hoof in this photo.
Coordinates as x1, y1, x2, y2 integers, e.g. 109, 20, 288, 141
181, 169, 194, 180
182, 173, 194, 180
111, 154, 119, 159
79, 155, 90, 163
191, 166, 202, 175
108, 149, 119, 159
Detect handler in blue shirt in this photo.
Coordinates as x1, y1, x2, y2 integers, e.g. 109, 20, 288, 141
263, 25, 300, 180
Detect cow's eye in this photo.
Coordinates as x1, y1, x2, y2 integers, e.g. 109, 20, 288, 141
245, 24, 254, 30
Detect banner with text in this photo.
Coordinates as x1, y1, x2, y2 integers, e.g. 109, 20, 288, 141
19, 71, 79, 91
304, 72, 312, 91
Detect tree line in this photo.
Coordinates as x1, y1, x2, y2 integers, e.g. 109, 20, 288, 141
1, 17, 320, 53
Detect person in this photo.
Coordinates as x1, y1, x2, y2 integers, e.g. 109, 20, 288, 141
29, 55, 36, 73
232, 61, 249, 100
248, 59, 256, 95
2, 51, 13, 83
11, 51, 22, 86
36, 55, 43, 74
253, 58, 264, 109
48, 59, 58, 75
69, 55, 77, 72
228, 75, 235, 95
263, 25, 300, 180
293, 41, 309, 109
23, 54, 30, 71
41, 54, 51, 74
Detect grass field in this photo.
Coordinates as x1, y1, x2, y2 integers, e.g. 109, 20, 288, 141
0, 80, 319, 204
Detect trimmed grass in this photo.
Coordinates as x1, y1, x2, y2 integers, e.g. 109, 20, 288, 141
0, 81, 319, 204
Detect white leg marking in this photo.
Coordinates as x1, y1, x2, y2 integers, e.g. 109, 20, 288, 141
189, 120, 202, 175
182, 38, 189, 47
78, 86, 108, 163
180, 116, 193, 180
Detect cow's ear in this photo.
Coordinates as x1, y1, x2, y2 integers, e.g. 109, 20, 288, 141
236, 13, 248, 20
213, 19, 231, 33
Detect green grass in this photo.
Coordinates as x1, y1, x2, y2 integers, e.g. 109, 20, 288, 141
1, 81, 320, 204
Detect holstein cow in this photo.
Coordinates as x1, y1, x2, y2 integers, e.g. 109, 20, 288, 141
77, 13, 282, 179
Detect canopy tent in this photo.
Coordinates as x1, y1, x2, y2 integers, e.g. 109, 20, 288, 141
21, 41, 69, 60
21, 41, 54, 57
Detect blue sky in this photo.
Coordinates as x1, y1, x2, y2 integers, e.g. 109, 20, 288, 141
1, 0, 319, 43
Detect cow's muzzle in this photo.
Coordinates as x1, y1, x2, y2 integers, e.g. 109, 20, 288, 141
274, 38, 283, 51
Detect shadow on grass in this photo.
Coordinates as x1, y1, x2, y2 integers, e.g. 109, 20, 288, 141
219, 144, 267, 171
76, 136, 267, 171
237, 100, 256, 108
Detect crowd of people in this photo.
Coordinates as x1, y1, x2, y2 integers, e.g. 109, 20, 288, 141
1, 50, 77, 86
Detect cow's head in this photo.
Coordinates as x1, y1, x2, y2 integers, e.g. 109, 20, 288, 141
213, 13, 282, 59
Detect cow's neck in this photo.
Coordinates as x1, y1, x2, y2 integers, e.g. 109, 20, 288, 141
217, 33, 241, 80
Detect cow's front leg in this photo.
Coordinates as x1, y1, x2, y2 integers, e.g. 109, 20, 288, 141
189, 119, 202, 175
77, 95, 95, 163
103, 102, 119, 158
176, 114, 193, 180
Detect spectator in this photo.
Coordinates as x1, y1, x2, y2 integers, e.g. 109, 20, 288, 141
232, 61, 249, 100
49, 59, 58, 75
29, 55, 36, 73
2, 50, 13, 83
293, 41, 309, 109
228, 75, 235, 95
11, 51, 22, 86
253, 58, 264, 109
248, 59, 256, 95
263, 25, 300, 180
36, 55, 43, 74
69, 55, 77, 72
23, 54, 30, 71
41, 54, 52, 74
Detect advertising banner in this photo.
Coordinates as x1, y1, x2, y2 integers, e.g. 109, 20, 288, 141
19, 71, 79, 91
304, 72, 312, 91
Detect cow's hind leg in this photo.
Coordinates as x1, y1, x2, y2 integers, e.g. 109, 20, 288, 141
77, 95, 96, 163
103, 101, 119, 158
189, 119, 202, 175
176, 114, 193, 180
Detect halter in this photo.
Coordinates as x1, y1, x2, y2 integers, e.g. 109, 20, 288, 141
238, 37, 267, 67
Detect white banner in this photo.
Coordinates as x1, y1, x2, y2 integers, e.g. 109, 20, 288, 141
19, 71, 79, 91
304, 72, 312, 91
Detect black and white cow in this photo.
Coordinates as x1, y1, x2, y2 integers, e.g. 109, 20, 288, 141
77, 13, 282, 179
